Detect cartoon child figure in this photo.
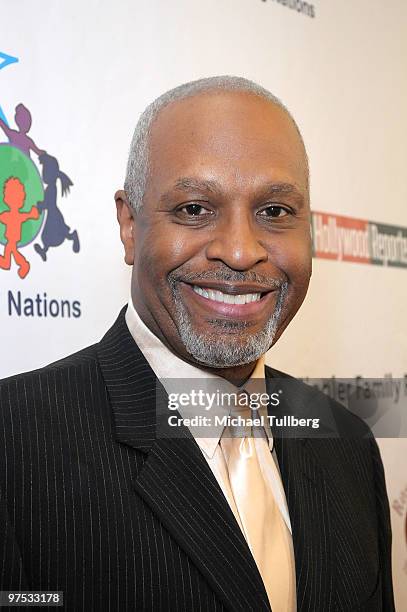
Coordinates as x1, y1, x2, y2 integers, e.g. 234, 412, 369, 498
0, 103, 44, 158
34, 153, 79, 261
0, 177, 39, 279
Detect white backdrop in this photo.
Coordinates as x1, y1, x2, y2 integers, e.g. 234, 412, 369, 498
1, 1, 406, 607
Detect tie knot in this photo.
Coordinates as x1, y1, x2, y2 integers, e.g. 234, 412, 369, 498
224, 404, 264, 440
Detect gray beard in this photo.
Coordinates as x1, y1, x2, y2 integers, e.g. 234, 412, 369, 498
168, 275, 288, 368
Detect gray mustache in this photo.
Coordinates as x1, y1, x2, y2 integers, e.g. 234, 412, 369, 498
170, 269, 286, 289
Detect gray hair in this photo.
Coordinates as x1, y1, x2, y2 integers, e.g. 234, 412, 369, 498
124, 75, 307, 213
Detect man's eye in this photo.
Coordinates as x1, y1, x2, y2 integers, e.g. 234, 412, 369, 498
258, 205, 290, 218
179, 203, 211, 216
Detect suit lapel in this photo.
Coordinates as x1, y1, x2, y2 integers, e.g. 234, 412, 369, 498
97, 308, 271, 612
134, 436, 271, 612
273, 436, 334, 611
266, 371, 334, 611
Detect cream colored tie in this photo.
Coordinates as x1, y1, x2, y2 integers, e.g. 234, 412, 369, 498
220, 411, 296, 612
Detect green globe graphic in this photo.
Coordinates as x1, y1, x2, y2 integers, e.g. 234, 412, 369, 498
0, 144, 44, 246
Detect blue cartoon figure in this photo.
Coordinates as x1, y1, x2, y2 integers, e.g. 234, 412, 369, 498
34, 153, 80, 261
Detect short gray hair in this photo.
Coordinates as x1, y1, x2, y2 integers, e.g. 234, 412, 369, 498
124, 75, 307, 213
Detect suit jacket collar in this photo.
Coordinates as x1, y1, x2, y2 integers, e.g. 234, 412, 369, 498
96, 306, 159, 453
97, 307, 335, 611
97, 307, 272, 611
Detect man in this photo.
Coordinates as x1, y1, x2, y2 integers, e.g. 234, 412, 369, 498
0, 76, 394, 611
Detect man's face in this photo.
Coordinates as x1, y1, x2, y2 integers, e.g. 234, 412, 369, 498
118, 91, 312, 369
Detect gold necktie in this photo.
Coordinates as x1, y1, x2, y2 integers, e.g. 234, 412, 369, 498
220, 414, 296, 612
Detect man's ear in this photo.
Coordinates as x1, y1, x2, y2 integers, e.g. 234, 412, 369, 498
115, 189, 135, 265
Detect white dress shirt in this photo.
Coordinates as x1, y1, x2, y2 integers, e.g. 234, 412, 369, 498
125, 298, 292, 536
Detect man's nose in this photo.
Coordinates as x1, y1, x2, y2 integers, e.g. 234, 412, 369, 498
205, 211, 268, 270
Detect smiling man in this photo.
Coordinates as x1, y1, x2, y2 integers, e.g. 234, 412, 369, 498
117, 80, 311, 386
0, 76, 394, 611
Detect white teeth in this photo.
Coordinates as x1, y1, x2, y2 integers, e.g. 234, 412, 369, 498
192, 286, 262, 304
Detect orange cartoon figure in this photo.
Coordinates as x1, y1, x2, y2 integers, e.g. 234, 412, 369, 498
0, 177, 39, 278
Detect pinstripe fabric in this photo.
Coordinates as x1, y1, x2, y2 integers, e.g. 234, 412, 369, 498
0, 308, 395, 611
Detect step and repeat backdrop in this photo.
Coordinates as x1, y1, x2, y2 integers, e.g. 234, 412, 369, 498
1, 0, 406, 607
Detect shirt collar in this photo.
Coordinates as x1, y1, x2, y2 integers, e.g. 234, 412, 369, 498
125, 297, 273, 458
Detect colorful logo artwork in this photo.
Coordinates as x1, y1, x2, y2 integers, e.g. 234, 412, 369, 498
0, 54, 80, 279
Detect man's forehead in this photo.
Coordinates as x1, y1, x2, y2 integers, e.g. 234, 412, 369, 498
146, 90, 308, 193
150, 90, 306, 161
151, 89, 296, 136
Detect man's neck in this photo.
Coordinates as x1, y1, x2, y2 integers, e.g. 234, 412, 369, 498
199, 362, 258, 387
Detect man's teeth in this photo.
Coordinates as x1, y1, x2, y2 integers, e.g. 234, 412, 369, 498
192, 286, 262, 304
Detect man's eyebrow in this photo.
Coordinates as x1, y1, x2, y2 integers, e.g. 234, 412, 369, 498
259, 182, 306, 201
176, 177, 222, 193
159, 177, 307, 205
159, 177, 223, 203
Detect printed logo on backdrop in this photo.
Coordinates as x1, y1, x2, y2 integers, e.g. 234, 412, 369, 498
392, 484, 407, 576
312, 211, 407, 268
0, 51, 81, 319
261, 0, 316, 19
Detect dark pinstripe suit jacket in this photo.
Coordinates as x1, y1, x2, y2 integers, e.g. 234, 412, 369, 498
0, 308, 395, 611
